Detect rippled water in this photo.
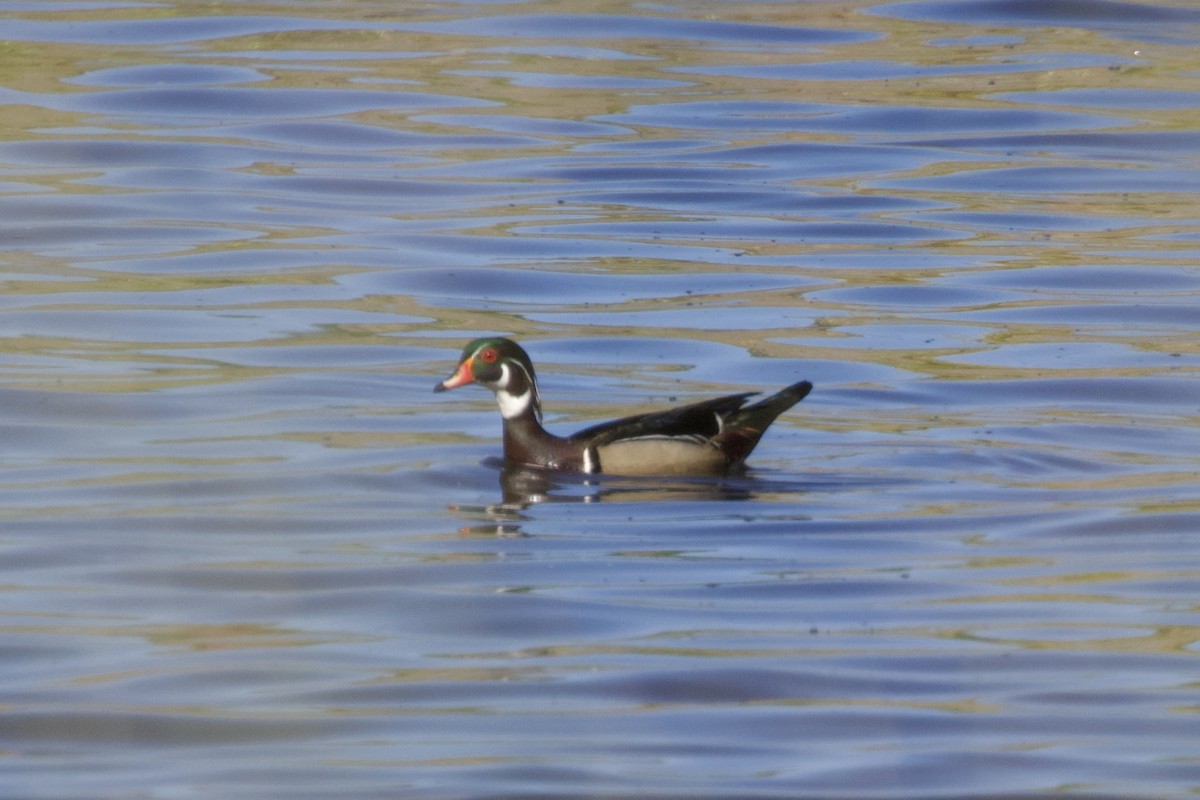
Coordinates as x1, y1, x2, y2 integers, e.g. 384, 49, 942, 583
2, 1, 1199, 798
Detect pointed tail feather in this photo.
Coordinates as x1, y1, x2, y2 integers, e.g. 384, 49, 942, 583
739, 380, 812, 424
717, 380, 812, 466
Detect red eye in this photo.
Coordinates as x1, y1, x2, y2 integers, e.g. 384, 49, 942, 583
479, 347, 499, 363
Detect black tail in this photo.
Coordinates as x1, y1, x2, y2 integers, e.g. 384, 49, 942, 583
718, 380, 812, 466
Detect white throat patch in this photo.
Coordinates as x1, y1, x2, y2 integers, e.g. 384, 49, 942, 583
494, 363, 532, 419
496, 387, 532, 419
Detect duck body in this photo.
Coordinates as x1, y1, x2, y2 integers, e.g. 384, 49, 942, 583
434, 337, 812, 476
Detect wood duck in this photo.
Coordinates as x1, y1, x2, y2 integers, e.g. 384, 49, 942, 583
434, 337, 812, 476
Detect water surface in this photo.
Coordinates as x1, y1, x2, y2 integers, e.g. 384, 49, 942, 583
1, 1, 1198, 798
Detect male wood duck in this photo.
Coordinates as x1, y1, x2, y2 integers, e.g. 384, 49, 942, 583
434, 337, 812, 476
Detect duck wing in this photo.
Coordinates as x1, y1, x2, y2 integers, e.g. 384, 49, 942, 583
568, 392, 757, 447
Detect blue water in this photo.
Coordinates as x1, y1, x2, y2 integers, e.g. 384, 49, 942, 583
1, 1, 1198, 798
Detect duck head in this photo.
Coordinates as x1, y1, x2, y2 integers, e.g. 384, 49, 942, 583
434, 337, 542, 422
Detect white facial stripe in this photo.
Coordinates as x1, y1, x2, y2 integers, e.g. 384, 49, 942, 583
494, 367, 529, 419
484, 359, 541, 421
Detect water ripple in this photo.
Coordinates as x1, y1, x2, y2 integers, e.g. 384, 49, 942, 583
1, 1, 1197, 798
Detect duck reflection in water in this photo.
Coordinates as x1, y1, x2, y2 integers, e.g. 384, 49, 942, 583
451, 459, 786, 537
500, 461, 764, 504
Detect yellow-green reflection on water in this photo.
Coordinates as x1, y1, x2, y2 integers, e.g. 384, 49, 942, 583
2, 1, 1199, 798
